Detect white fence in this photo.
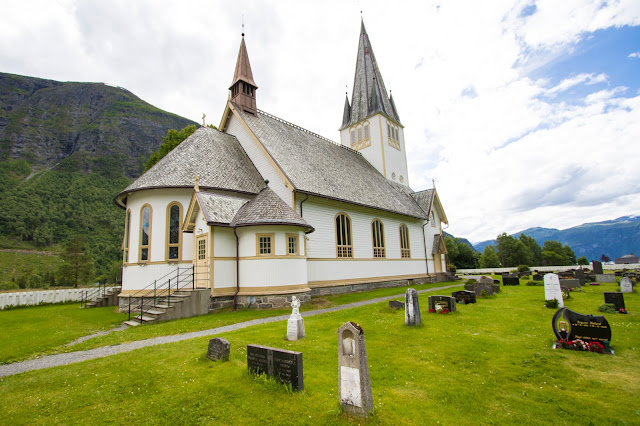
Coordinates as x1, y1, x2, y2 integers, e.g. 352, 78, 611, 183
457, 263, 640, 275
1, 288, 89, 310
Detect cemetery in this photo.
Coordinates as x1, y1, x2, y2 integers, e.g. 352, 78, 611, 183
0, 275, 638, 424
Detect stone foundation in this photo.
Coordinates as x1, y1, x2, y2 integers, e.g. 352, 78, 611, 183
310, 277, 433, 297
208, 292, 312, 312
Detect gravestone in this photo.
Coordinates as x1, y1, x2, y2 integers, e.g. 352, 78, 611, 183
473, 282, 494, 296
604, 292, 625, 311
503, 276, 520, 286
552, 307, 612, 344
533, 273, 543, 281
405, 288, 421, 326
544, 274, 564, 308
560, 285, 571, 299
388, 300, 405, 309
427, 295, 456, 312
479, 276, 500, 293
452, 290, 476, 304
247, 344, 304, 391
338, 322, 373, 417
207, 337, 230, 362
575, 269, 585, 287
561, 279, 581, 289
596, 274, 616, 283
592, 261, 603, 275
479, 276, 493, 284
286, 296, 305, 341
620, 277, 633, 293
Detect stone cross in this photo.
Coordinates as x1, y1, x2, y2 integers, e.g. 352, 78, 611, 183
338, 322, 373, 417
286, 296, 305, 341
405, 288, 421, 326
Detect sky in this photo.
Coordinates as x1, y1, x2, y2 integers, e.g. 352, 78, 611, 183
1, 0, 639, 244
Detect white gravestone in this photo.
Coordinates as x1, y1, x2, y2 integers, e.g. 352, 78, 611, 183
620, 277, 633, 293
286, 296, 305, 341
544, 273, 564, 307
338, 322, 373, 417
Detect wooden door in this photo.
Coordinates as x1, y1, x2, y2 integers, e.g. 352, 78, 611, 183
195, 234, 209, 288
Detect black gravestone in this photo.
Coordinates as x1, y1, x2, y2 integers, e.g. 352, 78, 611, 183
388, 300, 405, 310
503, 276, 520, 286
247, 345, 303, 391
575, 269, 585, 287
533, 274, 543, 281
207, 337, 230, 361
592, 261, 603, 275
452, 290, 476, 304
604, 292, 625, 311
428, 295, 456, 312
552, 307, 612, 343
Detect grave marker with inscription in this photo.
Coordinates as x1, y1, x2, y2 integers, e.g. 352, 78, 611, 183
405, 288, 421, 326
620, 277, 633, 293
596, 274, 616, 283
592, 261, 603, 275
338, 322, 373, 417
388, 300, 405, 310
575, 269, 585, 287
544, 274, 564, 308
207, 337, 230, 362
503, 276, 520, 286
452, 290, 476, 304
552, 307, 612, 345
428, 295, 456, 312
247, 345, 304, 391
604, 292, 626, 311
286, 296, 305, 341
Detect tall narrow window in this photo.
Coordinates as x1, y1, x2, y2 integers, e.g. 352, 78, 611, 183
197, 238, 206, 260
139, 205, 152, 262
372, 219, 385, 258
399, 224, 411, 258
166, 202, 182, 260
350, 129, 356, 145
335, 213, 353, 258
431, 211, 436, 227
287, 234, 299, 255
357, 126, 363, 141
124, 209, 131, 263
364, 123, 370, 139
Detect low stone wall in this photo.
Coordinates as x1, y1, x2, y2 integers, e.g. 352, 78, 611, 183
0, 288, 114, 310
310, 277, 432, 297
458, 263, 640, 275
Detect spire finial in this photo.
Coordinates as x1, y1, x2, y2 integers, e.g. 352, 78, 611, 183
202, 113, 206, 127
432, 179, 435, 188
242, 14, 245, 37
194, 176, 200, 192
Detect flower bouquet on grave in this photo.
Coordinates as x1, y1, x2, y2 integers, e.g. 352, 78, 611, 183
554, 338, 611, 354
619, 308, 628, 314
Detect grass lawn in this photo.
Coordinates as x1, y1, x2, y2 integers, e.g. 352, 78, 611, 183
0, 281, 638, 424
0, 304, 127, 364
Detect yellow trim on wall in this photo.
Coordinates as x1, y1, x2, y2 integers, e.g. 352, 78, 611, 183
286, 233, 299, 256
123, 260, 192, 267
308, 273, 430, 288
307, 257, 426, 262
139, 203, 152, 263
165, 202, 183, 262
123, 209, 131, 264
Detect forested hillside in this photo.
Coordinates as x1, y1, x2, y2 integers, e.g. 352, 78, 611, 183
0, 72, 196, 286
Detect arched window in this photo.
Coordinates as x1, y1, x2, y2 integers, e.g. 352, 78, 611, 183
372, 219, 385, 258
123, 209, 131, 263
139, 204, 152, 262
335, 213, 353, 258
399, 224, 411, 258
431, 211, 436, 227
166, 202, 182, 261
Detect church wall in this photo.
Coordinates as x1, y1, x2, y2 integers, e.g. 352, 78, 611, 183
382, 116, 409, 186
122, 188, 193, 291
226, 113, 292, 208
298, 196, 430, 284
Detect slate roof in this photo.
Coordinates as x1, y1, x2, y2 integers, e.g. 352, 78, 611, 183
411, 189, 434, 218
342, 20, 401, 129
432, 234, 446, 255
115, 127, 264, 207
234, 107, 427, 219
231, 187, 314, 233
197, 191, 250, 225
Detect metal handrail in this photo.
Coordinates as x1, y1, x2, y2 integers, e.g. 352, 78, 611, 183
81, 284, 121, 307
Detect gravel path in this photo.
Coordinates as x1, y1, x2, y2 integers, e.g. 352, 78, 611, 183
0, 284, 460, 378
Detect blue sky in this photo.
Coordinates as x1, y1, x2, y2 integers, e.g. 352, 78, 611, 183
1, 0, 639, 243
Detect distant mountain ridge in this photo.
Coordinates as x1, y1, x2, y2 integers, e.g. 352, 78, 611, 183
473, 216, 640, 261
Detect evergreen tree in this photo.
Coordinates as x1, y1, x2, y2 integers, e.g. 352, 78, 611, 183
59, 236, 94, 287
479, 245, 501, 268
144, 125, 198, 171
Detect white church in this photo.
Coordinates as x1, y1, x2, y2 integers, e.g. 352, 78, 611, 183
114, 21, 449, 310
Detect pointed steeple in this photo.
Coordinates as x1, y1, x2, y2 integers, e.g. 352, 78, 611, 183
341, 94, 351, 128
389, 92, 401, 122
229, 34, 258, 115
341, 19, 400, 129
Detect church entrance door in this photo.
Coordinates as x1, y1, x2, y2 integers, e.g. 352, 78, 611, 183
434, 253, 442, 273
194, 234, 210, 289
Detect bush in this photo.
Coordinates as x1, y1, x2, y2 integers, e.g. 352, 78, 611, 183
447, 264, 457, 274
465, 279, 477, 285
517, 265, 530, 272
544, 299, 559, 309
526, 280, 543, 286
480, 290, 488, 298
597, 303, 618, 314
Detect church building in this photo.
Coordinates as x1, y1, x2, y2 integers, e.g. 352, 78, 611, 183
114, 21, 449, 310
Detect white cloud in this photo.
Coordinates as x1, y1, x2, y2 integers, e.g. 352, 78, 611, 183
629, 52, 640, 58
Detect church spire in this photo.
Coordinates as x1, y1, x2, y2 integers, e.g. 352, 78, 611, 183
341, 94, 351, 128
229, 34, 258, 115
341, 19, 400, 129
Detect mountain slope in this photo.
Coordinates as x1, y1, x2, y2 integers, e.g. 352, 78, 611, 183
473, 216, 640, 261
0, 72, 197, 280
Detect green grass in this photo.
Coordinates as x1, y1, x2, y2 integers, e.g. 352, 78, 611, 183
0, 282, 638, 424
0, 304, 127, 364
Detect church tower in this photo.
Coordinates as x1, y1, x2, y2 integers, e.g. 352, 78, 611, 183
340, 20, 409, 186
229, 34, 258, 115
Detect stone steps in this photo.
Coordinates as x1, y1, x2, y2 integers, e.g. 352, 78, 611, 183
122, 288, 209, 327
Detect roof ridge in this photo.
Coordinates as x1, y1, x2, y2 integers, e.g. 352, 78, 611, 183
257, 109, 361, 156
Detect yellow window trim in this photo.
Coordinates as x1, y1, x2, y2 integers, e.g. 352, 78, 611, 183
371, 218, 386, 258
165, 202, 183, 262
123, 209, 131, 264
335, 212, 353, 258
286, 233, 299, 256
256, 233, 275, 256
139, 204, 152, 263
